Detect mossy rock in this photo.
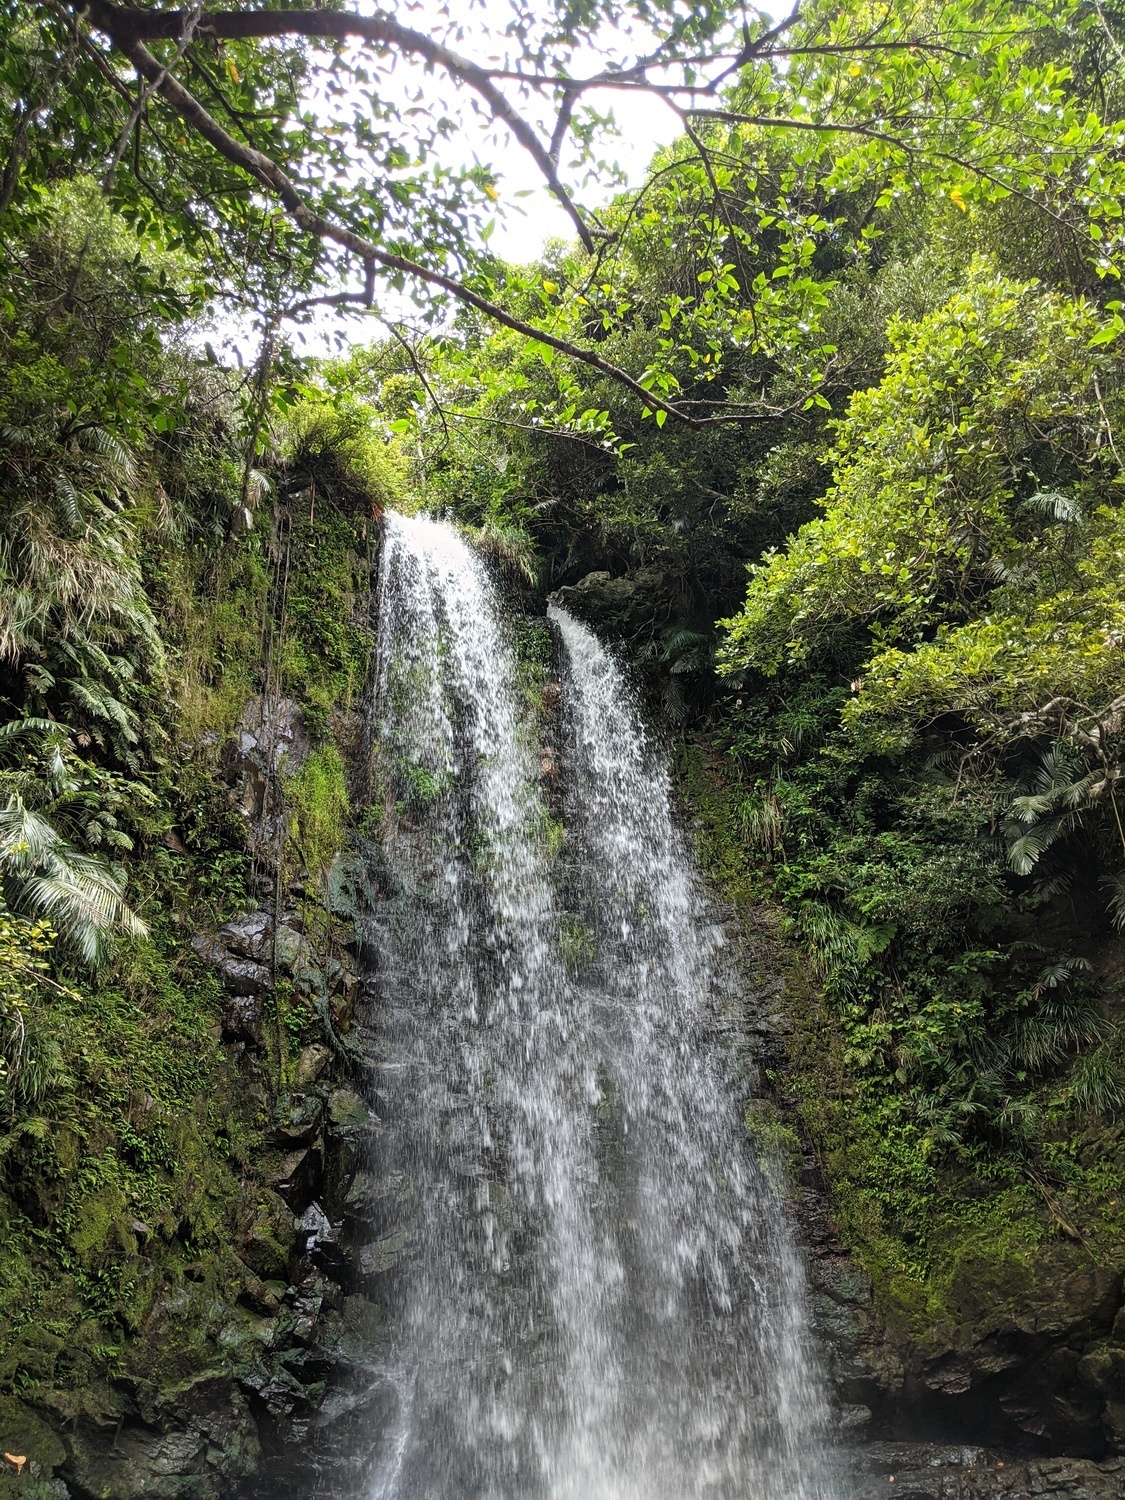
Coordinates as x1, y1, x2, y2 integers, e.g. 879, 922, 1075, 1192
744, 1098, 802, 1201
0, 1478, 69, 1500
327, 1090, 370, 1130
0, 1397, 66, 1469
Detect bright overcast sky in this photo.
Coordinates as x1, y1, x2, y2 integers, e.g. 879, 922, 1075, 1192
375, 0, 687, 262
464, 85, 680, 265
217, 0, 688, 358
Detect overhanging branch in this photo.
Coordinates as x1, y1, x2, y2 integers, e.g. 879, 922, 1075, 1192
92, 27, 748, 425
83, 0, 598, 249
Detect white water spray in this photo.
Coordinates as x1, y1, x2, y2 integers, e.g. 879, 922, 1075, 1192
355, 512, 840, 1500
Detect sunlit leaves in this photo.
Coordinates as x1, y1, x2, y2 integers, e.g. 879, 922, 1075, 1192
6, 0, 1124, 424
719, 265, 1125, 689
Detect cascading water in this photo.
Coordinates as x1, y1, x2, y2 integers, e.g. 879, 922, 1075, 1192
356, 510, 839, 1500
547, 604, 836, 1500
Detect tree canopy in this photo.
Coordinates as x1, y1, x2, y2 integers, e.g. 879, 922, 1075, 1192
6, 0, 1125, 423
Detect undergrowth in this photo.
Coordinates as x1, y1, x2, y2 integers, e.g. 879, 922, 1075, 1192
677, 734, 1125, 1343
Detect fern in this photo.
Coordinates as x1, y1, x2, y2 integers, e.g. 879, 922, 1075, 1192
1102, 869, 1125, 931
1062, 1034, 1125, 1117
0, 797, 147, 965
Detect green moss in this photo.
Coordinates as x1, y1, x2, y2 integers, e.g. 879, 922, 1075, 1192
68, 1185, 128, 1259
0, 1394, 66, 1466
287, 744, 351, 879
398, 761, 450, 811
513, 619, 553, 714
744, 1098, 802, 1201
281, 509, 373, 734
540, 811, 566, 862
0, 937, 247, 1373
160, 542, 270, 742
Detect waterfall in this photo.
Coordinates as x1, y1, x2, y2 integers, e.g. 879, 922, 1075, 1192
357, 511, 839, 1500
547, 603, 835, 1500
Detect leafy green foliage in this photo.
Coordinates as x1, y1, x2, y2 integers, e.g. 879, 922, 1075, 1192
277, 395, 403, 518
659, 234, 1125, 1322
680, 738, 1125, 1332
0, 906, 80, 1103
0, 797, 146, 967
720, 266, 1124, 679
0, 153, 384, 1416
7, 0, 1125, 431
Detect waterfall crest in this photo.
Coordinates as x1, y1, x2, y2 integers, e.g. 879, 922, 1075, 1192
358, 511, 839, 1500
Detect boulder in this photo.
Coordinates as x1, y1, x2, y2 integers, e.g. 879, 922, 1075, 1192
269, 1093, 325, 1146
292, 1044, 332, 1088
223, 993, 266, 1047
552, 568, 670, 636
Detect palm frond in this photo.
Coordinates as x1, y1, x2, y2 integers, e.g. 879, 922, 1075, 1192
0, 796, 146, 964
1021, 490, 1083, 524
1007, 814, 1073, 874
1102, 869, 1125, 932
0, 718, 58, 744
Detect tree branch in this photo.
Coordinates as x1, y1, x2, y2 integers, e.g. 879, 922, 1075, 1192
384, 323, 451, 443
102, 0, 201, 191
89, 28, 738, 424
549, 88, 576, 165
83, 0, 597, 249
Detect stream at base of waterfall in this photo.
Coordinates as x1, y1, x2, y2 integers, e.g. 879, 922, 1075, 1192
353, 511, 841, 1500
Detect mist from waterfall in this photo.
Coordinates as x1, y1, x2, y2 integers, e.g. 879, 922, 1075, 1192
356, 510, 839, 1500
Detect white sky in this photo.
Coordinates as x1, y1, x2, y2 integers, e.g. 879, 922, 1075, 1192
219, 1, 688, 358
457, 87, 681, 265
366, 0, 688, 261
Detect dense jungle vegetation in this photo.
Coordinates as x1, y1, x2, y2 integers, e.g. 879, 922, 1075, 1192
6, 0, 1125, 1426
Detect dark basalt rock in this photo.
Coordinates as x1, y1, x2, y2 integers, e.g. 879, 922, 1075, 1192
59, 1379, 261, 1500
220, 698, 312, 866
217, 910, 275, 960
847, 1442, 1125, 1498
269, 1093, 326, 1145
804, 1238, 1125, 1459
191, 934, 271, 996
552, 567, 672, 638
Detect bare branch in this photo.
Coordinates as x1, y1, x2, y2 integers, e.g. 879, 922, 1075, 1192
384, 323, 451, 443
280, 291, 374, 320
103, 0, 202, 192
549, 89, 576, 165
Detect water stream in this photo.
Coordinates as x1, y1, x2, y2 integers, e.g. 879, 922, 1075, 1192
356, 511, 838, 1500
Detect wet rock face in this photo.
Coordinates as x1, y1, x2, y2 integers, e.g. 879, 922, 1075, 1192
846, 1443, 1125, 1499
7, 1046, 376, 1500
803, 1228, 1125, 1460
62, 1380, 261, 1500
192, 903, 358, 1056
0, 694, 377, 1500
221, 697, 312, 851
175, 905, 378, 1498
